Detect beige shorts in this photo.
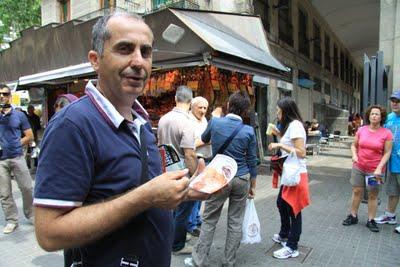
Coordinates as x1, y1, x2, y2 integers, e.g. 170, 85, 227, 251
350, 167, 379, 192
385, 172, 400, 196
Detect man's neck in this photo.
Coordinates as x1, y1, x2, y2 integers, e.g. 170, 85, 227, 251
0, 106, 11, 115
97, 82, 136, 122
176, 102, 190, 112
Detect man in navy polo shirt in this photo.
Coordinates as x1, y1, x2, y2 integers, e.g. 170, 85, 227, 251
0, 84, 34, 234
34, 12, 208, 267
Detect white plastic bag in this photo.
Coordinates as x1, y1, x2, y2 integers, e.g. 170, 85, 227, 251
281, 151, 301, 186
241, 199, 261, 244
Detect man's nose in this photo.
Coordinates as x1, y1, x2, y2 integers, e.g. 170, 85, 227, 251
129, 49, 144, 68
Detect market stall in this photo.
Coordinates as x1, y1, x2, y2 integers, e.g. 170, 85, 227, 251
139, 65, 254, 127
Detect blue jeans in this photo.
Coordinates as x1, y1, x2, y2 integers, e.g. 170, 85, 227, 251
172, 200, 195, 251
187, 200, 202, 233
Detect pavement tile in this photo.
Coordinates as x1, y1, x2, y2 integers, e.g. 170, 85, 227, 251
1, 146, 399, 266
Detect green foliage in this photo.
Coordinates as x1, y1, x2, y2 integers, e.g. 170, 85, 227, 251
0, 0, 41, 45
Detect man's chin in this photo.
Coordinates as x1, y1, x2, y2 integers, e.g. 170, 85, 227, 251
122, 85, 144, 96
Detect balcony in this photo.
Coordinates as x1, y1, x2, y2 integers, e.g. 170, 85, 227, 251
151, 0, 199, 12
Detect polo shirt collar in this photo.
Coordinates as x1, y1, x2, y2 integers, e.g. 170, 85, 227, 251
226, 113, 242, 121
172, 107, 190, 118
85, 80, 149, 129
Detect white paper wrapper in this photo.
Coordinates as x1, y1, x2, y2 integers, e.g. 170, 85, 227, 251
189, 154, 238, 194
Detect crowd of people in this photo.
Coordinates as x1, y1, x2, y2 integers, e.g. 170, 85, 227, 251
0, 11, 399, 267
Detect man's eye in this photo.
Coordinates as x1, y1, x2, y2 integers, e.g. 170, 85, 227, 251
141, 46, 152, 58
118, 46, 132, 54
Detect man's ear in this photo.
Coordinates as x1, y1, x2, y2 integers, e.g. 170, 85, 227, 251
88, 50, 100, 71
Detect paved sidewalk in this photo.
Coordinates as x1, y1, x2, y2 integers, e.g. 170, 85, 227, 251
0, 146, 399, 266
172, 146, 400, 267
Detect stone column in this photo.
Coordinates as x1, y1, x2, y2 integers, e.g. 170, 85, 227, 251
379, 0, 400, 92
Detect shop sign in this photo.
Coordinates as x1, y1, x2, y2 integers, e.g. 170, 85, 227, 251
277, 80, 293, 91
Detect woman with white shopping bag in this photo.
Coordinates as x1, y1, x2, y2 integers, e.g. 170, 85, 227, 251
268, 97, 310, 259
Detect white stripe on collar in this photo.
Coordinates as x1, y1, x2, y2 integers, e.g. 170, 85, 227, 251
85, 80, 147, 128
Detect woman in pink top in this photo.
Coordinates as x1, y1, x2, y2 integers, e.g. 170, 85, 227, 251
343, 105, 393, 232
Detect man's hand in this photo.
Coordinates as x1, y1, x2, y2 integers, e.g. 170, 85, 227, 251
143, 169, 190, 209
248, 179, 256, 199
352, 155, 358, 163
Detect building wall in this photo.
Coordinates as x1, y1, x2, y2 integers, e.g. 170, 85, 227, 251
261, 0, 360, 133
39, 0, 359, 133
380, 0, 400, 92
41, 0, 61, 25
72, 0, 101, 19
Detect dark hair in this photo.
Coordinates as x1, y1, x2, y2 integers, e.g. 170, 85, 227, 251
92, 11, 147, 56
277, 97, 303, 136
227, 92, 250, 119
364, 105, 387, 126
0, 84, 11, 92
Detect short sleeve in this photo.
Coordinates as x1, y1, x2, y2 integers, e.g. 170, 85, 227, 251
34, 118, 94, 208
288, 120, 306, 140
386, 129, 393, 141
180, 121, 196, 149
18, 112, 31, 131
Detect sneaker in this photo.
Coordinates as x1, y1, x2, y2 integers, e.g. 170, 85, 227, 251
366, 220, 379, 232
342, 214, 358, 226
3, 223, 18, 234
173, 245, 193, 255
273, 246, 299, 259
394, 225, 400, 234
375, 213, 397, 225
184, 257, 194, 267
272, 234, 288, 246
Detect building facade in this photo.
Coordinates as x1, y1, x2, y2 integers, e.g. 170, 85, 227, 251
39, 0, 362, 133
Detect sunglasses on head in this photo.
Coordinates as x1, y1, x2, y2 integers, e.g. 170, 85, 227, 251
0, 92, 10, 97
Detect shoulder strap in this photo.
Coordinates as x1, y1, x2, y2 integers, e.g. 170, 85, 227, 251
139, 125, 149, 185
217, 123, 245, 155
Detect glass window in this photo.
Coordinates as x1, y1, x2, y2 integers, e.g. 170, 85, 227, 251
61, 0, 70, 23
325, 34, 330, 71
340, 52, 345, 81
254, 0, 269, 32
313, 77, 322, 92
313, 21, 321, 64
324, 82, 331, 95
298, 8, 309, 57
278, 0, 293, 46
333, 45, 339, 76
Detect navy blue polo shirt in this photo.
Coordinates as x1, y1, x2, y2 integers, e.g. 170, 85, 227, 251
34, 81, 173, 267
0, 108, 31, 160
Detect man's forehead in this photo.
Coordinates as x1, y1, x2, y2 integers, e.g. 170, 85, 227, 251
0, 87, 10, 92
107, 16, 153, 42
